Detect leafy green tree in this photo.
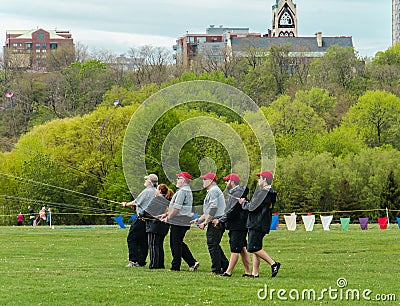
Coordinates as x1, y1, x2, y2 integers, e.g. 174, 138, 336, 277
47, 44, 76, 72
309, 45, 359, 91
262, 95, 325, 155
314, 127, 366, 157
294, 87, 336, 127
97, 145, 132, 208
239, 63, 277, 106
61, 60, 111, 114
274, 152, 336, 214
342, 90, 400, 149
366, 43, 400, 95
267, 44, 291, 97
373, 42, 400, 66
381, 170, 400, 220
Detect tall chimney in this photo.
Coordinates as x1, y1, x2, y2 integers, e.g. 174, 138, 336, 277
315, 32, 323, 48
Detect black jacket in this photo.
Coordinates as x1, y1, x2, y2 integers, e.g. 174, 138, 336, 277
221, 186, 249, 231
143, 196, 170, 236
245, 187, 277, 234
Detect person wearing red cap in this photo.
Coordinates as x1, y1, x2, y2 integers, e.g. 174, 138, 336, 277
239, 171, 281, 278
160, 172, 199, 272
212, 173, 251, 277
192, 172, 228, 275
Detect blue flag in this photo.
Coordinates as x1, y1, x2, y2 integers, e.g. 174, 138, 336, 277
113, 215, 126, 228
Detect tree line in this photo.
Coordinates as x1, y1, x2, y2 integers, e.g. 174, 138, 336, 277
0, 42, 399, 225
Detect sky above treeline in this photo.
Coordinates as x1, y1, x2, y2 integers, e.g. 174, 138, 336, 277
0, 0, 392, 58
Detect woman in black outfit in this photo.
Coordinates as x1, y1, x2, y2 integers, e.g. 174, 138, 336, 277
144, 184, 174, 269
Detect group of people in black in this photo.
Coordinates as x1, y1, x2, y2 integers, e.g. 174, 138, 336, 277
122, 170, 280, 278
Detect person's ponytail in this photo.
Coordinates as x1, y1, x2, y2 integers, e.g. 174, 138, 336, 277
165, 188, 174, 201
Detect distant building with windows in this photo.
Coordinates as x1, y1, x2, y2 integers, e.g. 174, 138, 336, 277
174, 25, 261, 68
3, 28, 74, 71
174, 0, 353, 68
393, 0, 400, 45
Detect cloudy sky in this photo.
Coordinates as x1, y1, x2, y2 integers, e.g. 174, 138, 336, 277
0, 0, 392, 58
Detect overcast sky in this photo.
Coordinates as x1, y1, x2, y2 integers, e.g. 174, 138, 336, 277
0, 0, 392, 58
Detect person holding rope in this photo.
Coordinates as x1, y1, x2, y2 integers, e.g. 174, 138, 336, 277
160, 172, 200, 272
35, 206, 47, 226
192, 172, 228, 275
239, 171, 280, 278
213, 173, 251, 277
122, 174, 158, 267
27, 206, 35, 226
143, 184, 173, 269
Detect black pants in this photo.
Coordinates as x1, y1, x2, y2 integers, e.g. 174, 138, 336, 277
169, 225, 197, 271
148, 232, 166, 269
206, 222, 229, 274
127, 218, 148, 266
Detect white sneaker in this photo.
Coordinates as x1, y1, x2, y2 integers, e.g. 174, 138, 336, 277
126, 261, 139, 267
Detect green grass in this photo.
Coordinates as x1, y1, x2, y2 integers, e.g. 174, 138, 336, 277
0, 224, 399, 305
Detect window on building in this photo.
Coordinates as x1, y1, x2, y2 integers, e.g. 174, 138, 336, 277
50, 43, 57, 49
13, 43, 18, 48
197, 37, 206, 43
35, 43, 40, 49
279, 12, 293, 26
26, 43, 32, 49
38, 33, 45, 39
42, 43, 46, 49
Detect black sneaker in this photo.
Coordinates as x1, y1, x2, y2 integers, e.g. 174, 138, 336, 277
189, 262, 200, 272
220, 272, 232, 277
271, 262, 281, 277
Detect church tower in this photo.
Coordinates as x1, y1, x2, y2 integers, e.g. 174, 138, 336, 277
271, 0, 298, 37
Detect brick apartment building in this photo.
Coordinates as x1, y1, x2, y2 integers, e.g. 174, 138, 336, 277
3, 28, 74, 71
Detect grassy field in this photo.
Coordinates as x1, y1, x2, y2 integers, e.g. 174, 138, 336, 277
0, 224, 399, 306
